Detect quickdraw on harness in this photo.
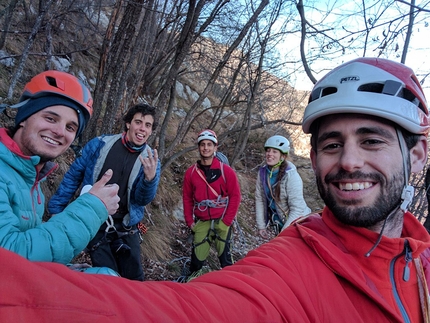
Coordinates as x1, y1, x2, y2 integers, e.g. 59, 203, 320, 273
193, 165, 229, 217
195, 195, 229, 211
88, 215, 147, 251
192, 164, 231, 247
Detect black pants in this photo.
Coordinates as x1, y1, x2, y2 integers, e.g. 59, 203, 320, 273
88, 228, 144, 281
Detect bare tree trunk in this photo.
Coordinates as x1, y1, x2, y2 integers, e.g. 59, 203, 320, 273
124, 0, 157, 107
230, 0, 284, 166
0, 0, 19, 50
85, 0, 124, 142
101, 0, 145, 135
162, 0, 270, 163
296, 0, 317, 85
401, 0, 415, 64
208, 57, 245, 131
156, 0, 208, 161
44, 17, 53, 70
159, 0, 270, 172
7, 0, 54, 99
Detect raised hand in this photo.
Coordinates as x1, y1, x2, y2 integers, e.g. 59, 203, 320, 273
139, 148, 158, 181
89, 169, 120, 215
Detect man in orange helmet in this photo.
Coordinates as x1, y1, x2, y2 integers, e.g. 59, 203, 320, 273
0, 70, 119, 264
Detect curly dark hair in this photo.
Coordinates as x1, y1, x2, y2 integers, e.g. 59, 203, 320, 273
123, 103, 157, 132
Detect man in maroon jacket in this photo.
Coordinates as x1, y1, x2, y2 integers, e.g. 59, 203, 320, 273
1, 58, 430, 322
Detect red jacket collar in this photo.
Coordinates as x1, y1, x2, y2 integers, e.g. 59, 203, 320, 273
0, 128, 30, 159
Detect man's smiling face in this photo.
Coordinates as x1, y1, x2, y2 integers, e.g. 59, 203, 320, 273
14, 105, 79, 163
310, 114, 405, 227
125, 113, 153, 147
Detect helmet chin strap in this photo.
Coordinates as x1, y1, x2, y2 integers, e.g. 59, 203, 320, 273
397, 128, 414, 213
365, 128, 412, 257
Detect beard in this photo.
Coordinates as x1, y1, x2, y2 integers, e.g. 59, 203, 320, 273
316, 169, 404, 227
19, 129, 64, 162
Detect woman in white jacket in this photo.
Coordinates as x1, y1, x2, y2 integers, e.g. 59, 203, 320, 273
255, 135, 311, 238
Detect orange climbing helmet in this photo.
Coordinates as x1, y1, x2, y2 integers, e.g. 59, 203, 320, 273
14, 70, 93, 137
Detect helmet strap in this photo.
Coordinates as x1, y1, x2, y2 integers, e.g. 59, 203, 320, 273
364, 128, 411, 257
396, 128, 414, 212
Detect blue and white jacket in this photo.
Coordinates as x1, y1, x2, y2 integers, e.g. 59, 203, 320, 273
48, 134, 161, 226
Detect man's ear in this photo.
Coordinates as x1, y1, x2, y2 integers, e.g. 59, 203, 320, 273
310, 149, 317, 172
410, 135, 428, 173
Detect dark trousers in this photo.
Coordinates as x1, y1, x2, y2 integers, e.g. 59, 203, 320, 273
88, 228, 144, 281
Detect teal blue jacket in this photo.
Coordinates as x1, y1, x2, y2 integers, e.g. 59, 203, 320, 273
0, 128, 108, 264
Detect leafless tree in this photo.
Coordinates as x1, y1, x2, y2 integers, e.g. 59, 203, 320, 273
0, 0, 19, 50
159, 0, 269, 171
295, 0, 430, 83
7, 0, 54, 99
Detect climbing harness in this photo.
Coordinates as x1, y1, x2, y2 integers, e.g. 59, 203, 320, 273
193, 166, 229, 219
88, 215, 143, 252
191, 164, 232, 248
195, 195, 229, 211
193, 219, 231, 248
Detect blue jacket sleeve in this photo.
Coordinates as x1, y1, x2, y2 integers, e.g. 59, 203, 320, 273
48, 138, 100, 214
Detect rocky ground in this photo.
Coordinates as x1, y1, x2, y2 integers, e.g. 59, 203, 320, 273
73, 211, 271, 282
142, 217, 270, 282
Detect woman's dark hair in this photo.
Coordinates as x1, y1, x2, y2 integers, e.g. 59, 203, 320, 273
123, 103, 157, 131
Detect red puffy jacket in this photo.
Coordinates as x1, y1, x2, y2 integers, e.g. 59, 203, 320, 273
1, 208, 429, 322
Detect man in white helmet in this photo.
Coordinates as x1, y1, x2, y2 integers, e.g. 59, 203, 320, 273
2, 58, 430, 322
182, 129, 241, 277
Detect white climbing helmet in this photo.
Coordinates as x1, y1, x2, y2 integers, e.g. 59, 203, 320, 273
197, 129, 218, 144
264, 135, 290, 154
302, 57, 430, 135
